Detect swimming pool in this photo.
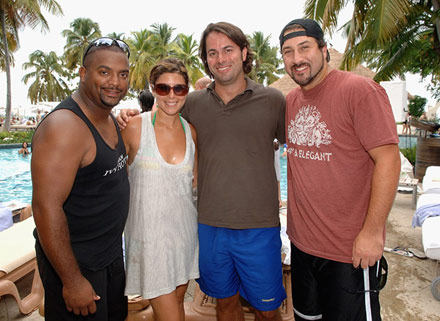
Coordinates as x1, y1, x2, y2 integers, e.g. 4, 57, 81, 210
0, 147, 32, 204
280, 147, 287, 201
0, 135, 417, 206
398, 135, 417, 149
0, 146, 289, 205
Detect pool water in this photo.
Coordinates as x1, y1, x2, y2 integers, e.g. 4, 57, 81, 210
0, 146, 289, 205
280, 146, 287, 201
0, 137, 415, 205
398, 135, 417, 149
0, 148, 32, 204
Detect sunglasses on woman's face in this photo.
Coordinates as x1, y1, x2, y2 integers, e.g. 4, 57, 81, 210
82, 37, 130, 64
153, 84, 189, 97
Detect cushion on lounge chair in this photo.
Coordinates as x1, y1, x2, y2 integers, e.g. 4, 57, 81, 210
0, 204, 13, 232
0, 217, 43, 315
0, 218, 36, 274
422, 216, 440, 260
422, 166, 440, 193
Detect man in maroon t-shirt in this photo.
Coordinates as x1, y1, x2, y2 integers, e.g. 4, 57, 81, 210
280, 18, 401, 321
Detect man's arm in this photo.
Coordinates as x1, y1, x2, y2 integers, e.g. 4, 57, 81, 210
276, 93, 286, 144
120, 114, 142, 165
32, 111, 100, 316
352, 144, 401, 269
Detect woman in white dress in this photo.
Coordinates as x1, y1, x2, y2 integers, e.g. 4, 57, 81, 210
121, 58, 198, 321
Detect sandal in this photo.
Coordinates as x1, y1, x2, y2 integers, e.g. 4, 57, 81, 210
407, 247, 427, 259
384, 246, 414, 257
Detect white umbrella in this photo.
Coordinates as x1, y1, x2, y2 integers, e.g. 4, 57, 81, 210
29, 102, 59, 114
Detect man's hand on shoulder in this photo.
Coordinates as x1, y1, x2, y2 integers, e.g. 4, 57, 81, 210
116, 108, 140, 130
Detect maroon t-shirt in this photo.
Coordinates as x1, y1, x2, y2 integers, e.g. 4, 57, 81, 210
286, 69, 398, 263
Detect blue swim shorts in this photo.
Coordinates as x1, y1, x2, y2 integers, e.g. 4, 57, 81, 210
197, 223, 287, 311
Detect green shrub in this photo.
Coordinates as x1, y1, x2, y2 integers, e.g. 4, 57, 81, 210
0, 131, 34, 144
400, 146, 416, 166
408, 95, 427, 118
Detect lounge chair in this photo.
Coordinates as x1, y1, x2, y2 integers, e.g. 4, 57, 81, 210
0, 217, 44, 314
422, 165, 440, 193
399, 152, 419, 208
126, 297, 154, 320
414, 166, 440, 301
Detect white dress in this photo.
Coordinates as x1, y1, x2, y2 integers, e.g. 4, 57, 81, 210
124, 112, 199, 299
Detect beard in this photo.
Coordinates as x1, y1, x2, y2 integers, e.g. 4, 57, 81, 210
289, 54, 324, 87
100, 97, 119, 108
99, 90, 124, 108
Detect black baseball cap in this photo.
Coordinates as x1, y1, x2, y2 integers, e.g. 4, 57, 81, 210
279, 18, 325, 49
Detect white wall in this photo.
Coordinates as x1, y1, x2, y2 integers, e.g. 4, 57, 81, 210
380, 81, 407, 123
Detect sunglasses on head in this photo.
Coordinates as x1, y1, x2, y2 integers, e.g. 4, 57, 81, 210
153, 84, 189, 97
82, 37, 130, 64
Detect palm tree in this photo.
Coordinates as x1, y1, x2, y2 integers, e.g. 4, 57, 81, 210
126, 29, 158, 92
107, 32, 125, 40
175, 33, 204, 88
248, 31, 283, 85
22, 50, 71, 103
0, 25, 18, 70
150, 22, 178, 59
304, 0, 440, 97
0, 0, 63, 132
61, 17, 101, 70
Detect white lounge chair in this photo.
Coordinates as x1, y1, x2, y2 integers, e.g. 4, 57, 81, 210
0, 217, 44, 314
415, 166, 440, 301
422, 165, 440, 193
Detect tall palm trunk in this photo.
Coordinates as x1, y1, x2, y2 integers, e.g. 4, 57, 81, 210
1, 8, 12, 132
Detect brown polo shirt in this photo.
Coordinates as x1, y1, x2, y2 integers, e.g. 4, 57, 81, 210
181, 77, 285, 229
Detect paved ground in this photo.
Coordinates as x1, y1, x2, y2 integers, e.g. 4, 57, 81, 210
381, 192, 440, 320
1, 192, 439, 320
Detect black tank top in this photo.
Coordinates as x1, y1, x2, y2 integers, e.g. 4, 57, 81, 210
35, 96, 130, 270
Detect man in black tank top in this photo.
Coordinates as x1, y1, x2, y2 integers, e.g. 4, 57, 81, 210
32, 38, 131, 321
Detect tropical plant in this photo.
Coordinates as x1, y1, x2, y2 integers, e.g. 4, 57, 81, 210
126, 24, 194, 92
248, 31, 283, 85
126, 29, 158, 92
304, 0, 440, 98
400, 146, 416, 166
107, 32, 125, 40
0, 27, 18, 70
150, 22, 178, 60
174, 33, 204, 88
0, 130, 34, 144
0, 0, 63, 132
408, 95, 427, 118
61, 17, 101, 70
22, 50, 71, 103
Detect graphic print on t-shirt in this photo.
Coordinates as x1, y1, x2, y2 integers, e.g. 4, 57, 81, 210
287, 105, 333, 162
103, 154, 128, 177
